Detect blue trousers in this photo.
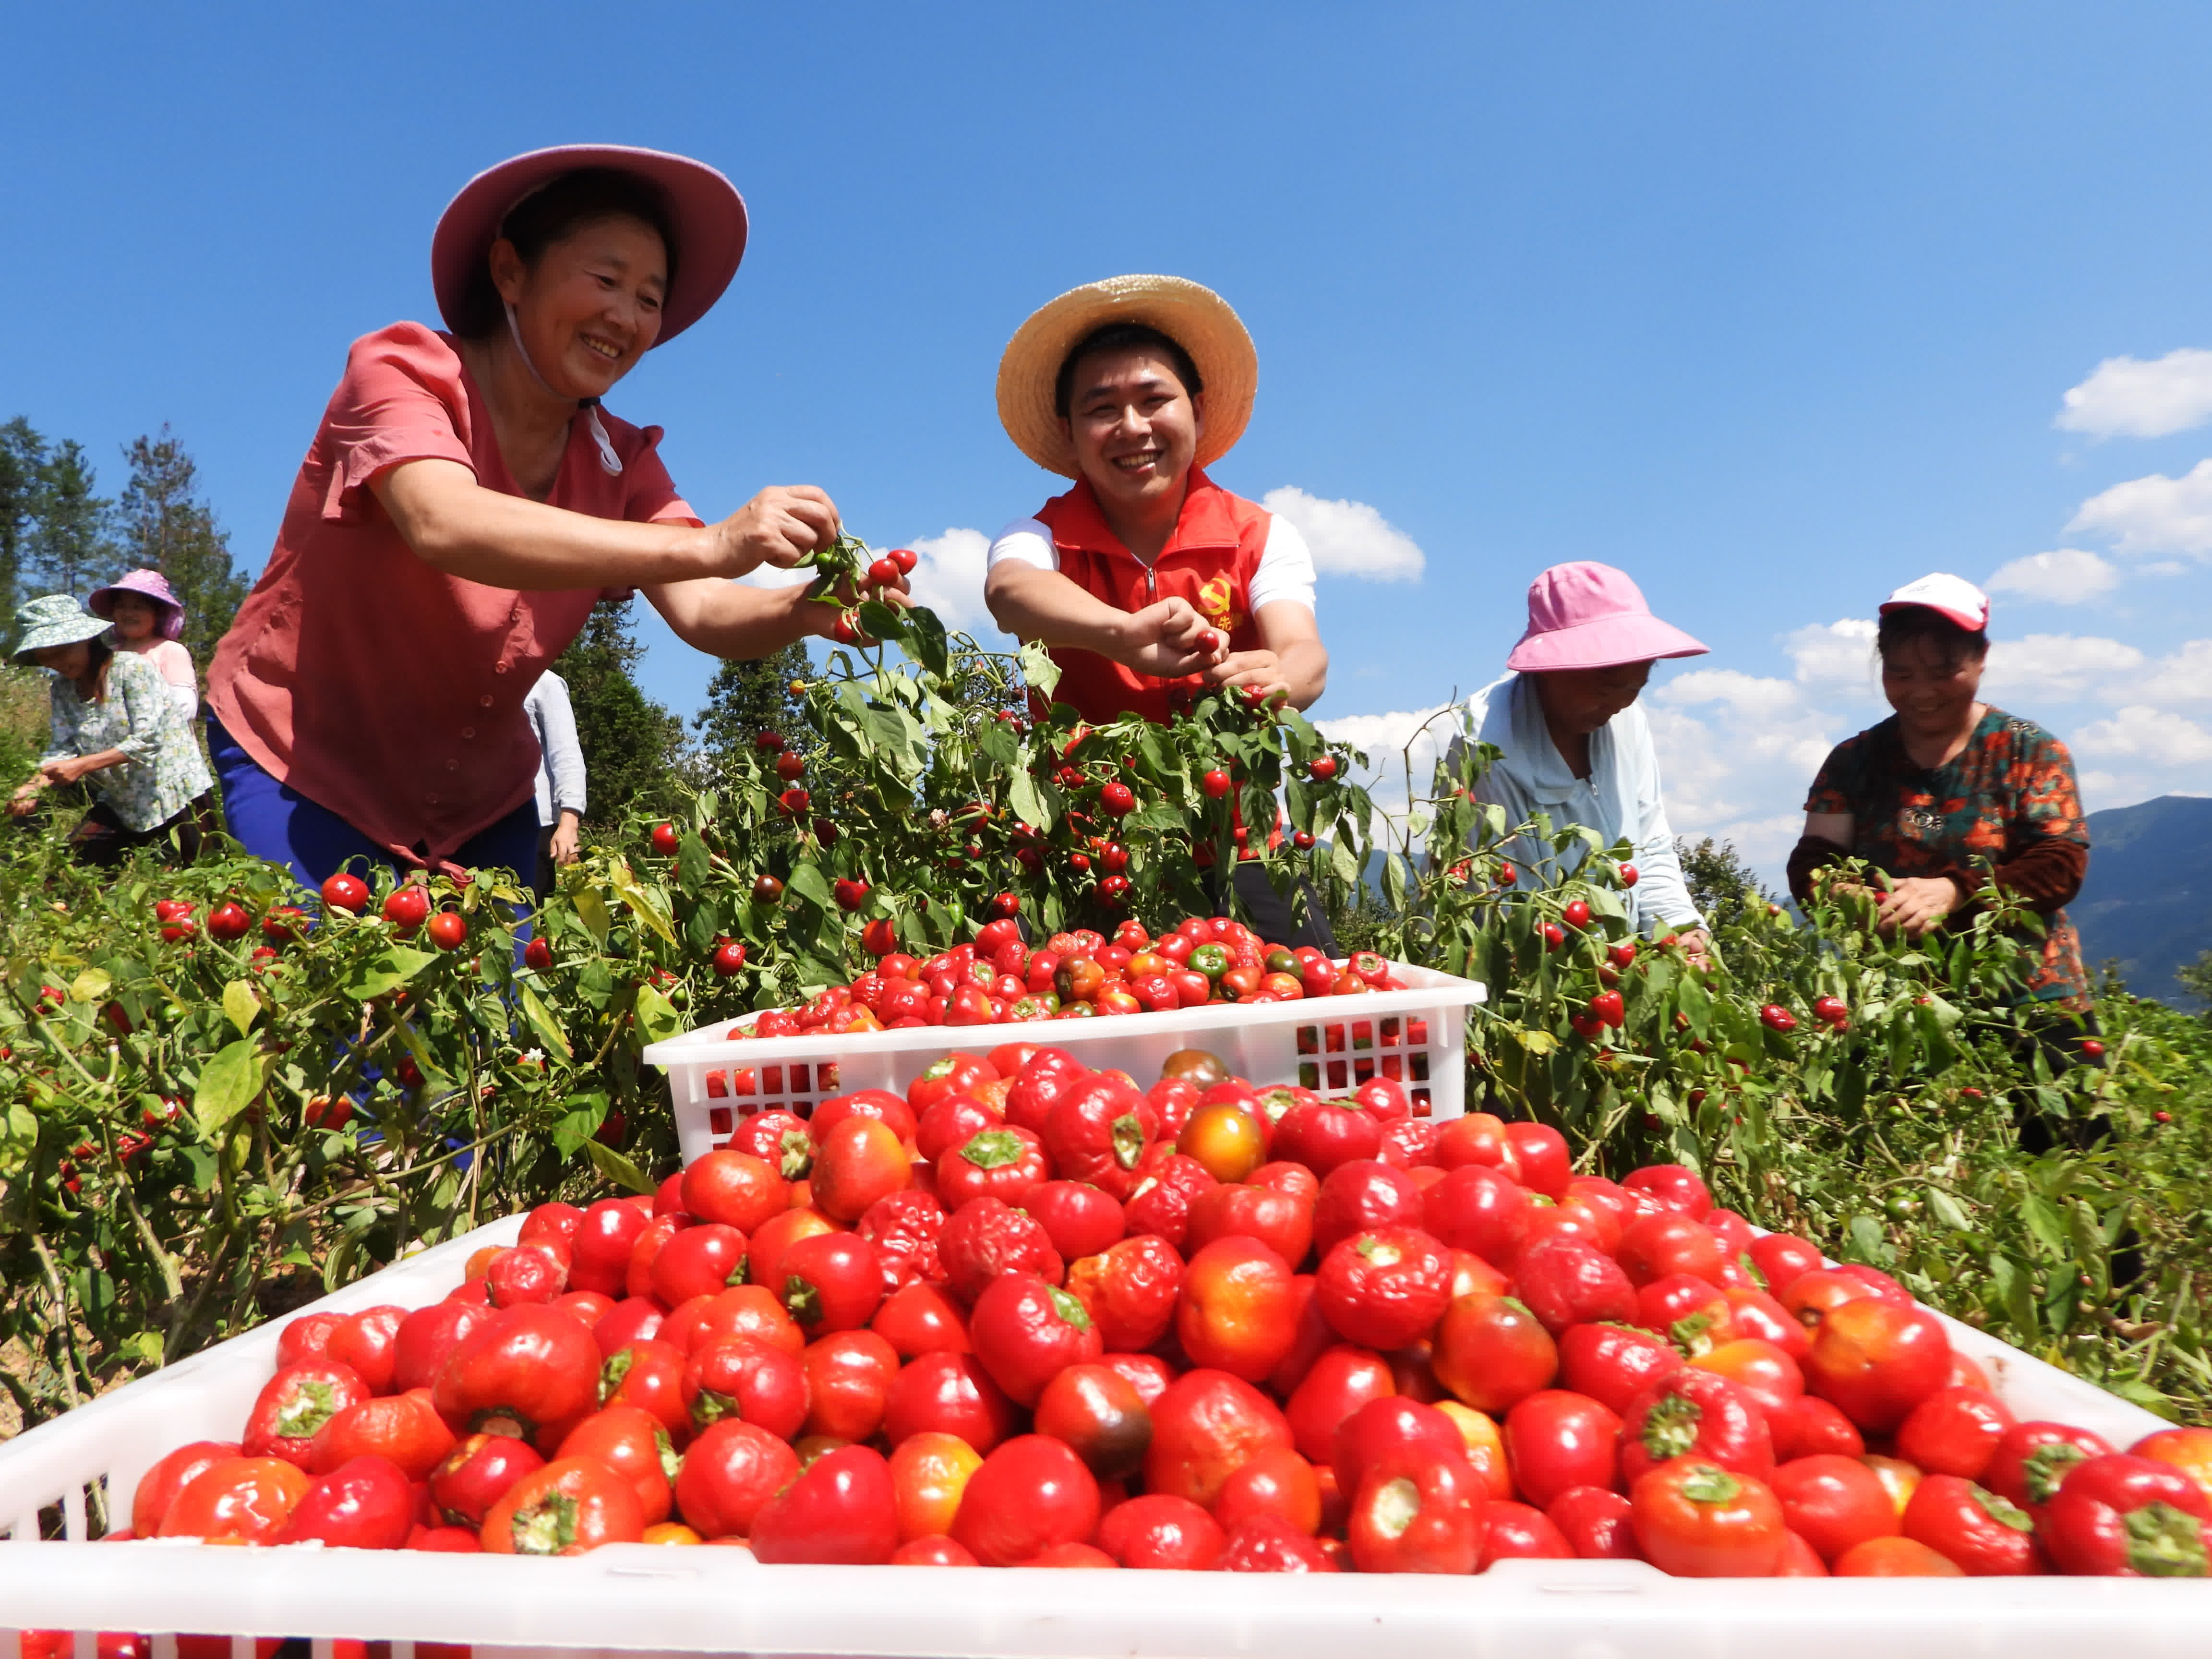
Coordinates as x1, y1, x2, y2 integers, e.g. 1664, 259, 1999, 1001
206, 716, 541, 892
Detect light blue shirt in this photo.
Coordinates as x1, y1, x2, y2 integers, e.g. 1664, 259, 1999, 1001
1446, 672, 1703, 932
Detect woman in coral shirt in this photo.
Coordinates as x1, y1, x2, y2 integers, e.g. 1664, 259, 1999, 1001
207, 145, 874, 887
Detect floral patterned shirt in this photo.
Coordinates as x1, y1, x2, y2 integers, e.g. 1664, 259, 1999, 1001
43, 650, 214, 833
1803, 707, 2092, 1008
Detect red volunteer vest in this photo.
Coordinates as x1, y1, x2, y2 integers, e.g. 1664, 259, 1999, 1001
1029, 469, 1271, 725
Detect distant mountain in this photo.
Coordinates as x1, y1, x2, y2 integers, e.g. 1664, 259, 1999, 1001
2075, 795, 2212, 1010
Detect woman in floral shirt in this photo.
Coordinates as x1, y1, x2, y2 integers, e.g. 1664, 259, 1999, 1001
8, 594, 215, 865
1789, 575, 2092, 1010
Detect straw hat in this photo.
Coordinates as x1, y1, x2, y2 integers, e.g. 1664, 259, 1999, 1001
431, 144, 748, 347
996, 276, 1257, 478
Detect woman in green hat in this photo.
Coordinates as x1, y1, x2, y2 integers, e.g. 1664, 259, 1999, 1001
7, 594, 216, 865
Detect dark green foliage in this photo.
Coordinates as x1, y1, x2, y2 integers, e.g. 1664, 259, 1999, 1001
20, 438, 122, 602
1676, 834, 1774, 932
2179, 950, 2212, 1017
113, 428, 251, 676
553, 600, 688, 829
693, 643, 815, 793
0, 420, 46, 618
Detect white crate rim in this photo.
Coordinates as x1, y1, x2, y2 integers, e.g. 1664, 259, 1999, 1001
2, 1206, 2202, 1654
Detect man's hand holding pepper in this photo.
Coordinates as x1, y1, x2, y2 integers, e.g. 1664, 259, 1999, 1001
1112, 597, 1229, 679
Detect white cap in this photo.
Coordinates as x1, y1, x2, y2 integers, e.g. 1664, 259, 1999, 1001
1879, 572, 1989, 633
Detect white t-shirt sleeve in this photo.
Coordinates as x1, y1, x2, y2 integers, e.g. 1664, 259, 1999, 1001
983, 510, 1319, 616
986, 518, 1058, 573
1249, 515, 1317, 615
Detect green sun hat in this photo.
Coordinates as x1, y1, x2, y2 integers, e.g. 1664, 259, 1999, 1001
11, 594, 111, 665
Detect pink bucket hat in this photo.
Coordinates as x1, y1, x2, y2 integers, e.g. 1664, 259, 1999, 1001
431, 145, 748, 347
87, 569, 185, 640
1505, 562, 1709, 673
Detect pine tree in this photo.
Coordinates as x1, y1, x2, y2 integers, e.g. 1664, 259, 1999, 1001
692, 643, 814, 796
1675, 835, 1774, 933
0, 418, 48, 617
551, 600, 688, 830
114, 428, 250, 674
25, 440, 120, 600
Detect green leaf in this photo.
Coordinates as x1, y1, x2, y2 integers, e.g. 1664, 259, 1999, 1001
573, 886, 612, 948
1006, 768, 1052, 836
906, 606, 951, 678
2020, 1195, 2068, 1258
1928, 1188, 1973, 1233
193, 1039, 265, 1137
635, 983, 685, 1046
343, 946, 439, 1002
68, 967, 111, 1004
857, 598, 906, 642
584, 1137, 654, 1195
1019, 640, 1061, 698
519, 983, 575, 1063
222, 979, 261, 1038
1329, 836, 1360, 890
786, 861, 834, 913
608, 862, 678, 947
678, 830, 711, 894
0, 1097, 36, 1179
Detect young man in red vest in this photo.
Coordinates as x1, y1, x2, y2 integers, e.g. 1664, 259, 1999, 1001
983, 275, 1334, 949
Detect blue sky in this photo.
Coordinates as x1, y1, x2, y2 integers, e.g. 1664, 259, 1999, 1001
7, 3, 2211, 878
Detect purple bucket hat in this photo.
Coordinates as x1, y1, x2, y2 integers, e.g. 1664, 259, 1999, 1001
1505, 562, 1708, 673
87, 569, 186, 640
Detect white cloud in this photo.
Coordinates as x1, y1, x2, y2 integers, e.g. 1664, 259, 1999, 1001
2056, 348, 2212, 438
2136, 640, 2212, 705
737, 561, 814, 590
1657, 668, 1803, 721
1986, 548, 2121, 604
1312, 702, 1462, 821
897, 527, 998, 635
2070, 705, 2212, 770
2067, 459, 2212, 558
1782, 620, 1880, 690
1262, 488, 1425, 581
1982, 633, 2146, 705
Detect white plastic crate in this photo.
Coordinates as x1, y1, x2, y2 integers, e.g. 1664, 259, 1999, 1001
2, 1210, 2205, 1657
642, 958, 1487, 1168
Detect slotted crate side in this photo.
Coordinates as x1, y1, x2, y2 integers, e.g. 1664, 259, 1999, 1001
0, 1215, 525, 1550
646, 958, 1484, 1166
0, 1187, 2197, 1654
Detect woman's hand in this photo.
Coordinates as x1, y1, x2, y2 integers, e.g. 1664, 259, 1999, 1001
1875, 876, 1958, 939
713, 487, 843, 577
40, 757, 91, 786
549, 810, 581, 867
7, 777, 45, 818
1674, 926, 1715, 968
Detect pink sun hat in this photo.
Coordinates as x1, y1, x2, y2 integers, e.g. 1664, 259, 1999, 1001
431, 144, 748, 347
1505, 562, 1709, 673
87, 569, 185, 640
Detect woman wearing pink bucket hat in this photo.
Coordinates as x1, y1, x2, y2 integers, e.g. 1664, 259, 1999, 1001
1449, 563, 1712, 956
88, 569, 197, 720
204, 144, 887, 888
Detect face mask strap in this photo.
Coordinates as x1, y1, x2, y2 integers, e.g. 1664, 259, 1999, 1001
503, 303, 625, 476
